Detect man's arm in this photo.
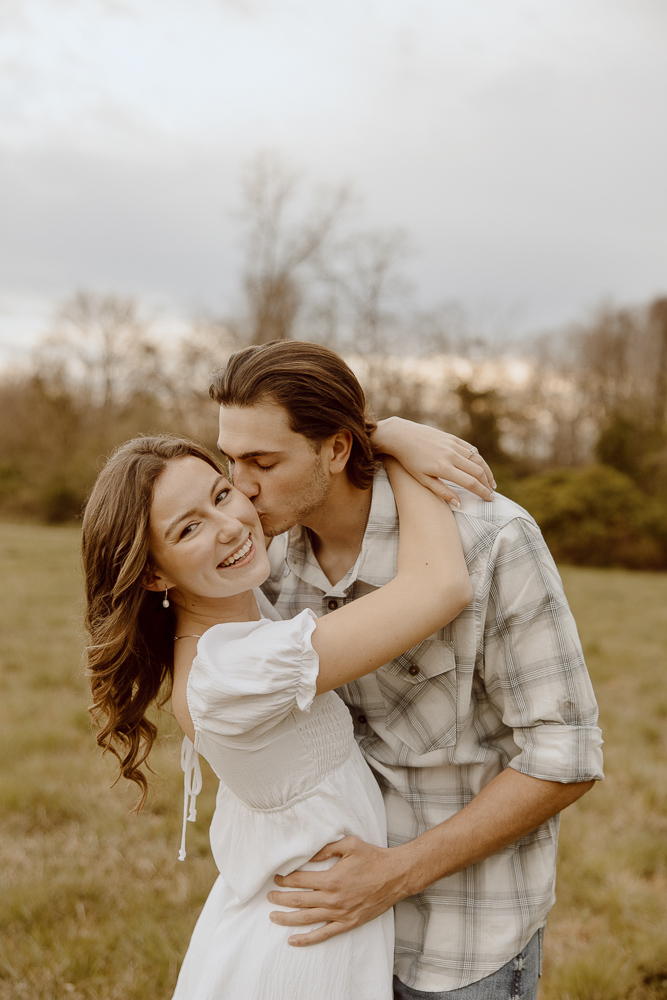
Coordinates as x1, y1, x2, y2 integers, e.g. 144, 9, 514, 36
370, 416, 496, 504
269, 514, 603, 945
268, 769, 594, 946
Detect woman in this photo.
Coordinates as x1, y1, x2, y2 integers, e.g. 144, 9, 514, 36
82, 434, 471, 1000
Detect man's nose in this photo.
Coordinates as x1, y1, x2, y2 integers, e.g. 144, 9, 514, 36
229, 462, 259, 500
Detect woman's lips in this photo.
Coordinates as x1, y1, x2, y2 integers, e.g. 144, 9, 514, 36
218, 536, 254, 569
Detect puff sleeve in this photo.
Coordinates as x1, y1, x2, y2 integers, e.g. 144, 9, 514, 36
186, 609, 319, 742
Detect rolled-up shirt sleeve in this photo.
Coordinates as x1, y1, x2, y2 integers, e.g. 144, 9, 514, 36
481, 515, 604, 783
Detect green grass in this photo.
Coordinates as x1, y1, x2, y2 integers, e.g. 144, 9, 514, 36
1, 525, 666, 999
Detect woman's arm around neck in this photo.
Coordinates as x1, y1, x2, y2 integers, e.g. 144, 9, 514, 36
312, 459, 472, 695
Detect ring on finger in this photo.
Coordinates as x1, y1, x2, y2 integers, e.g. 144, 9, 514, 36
467, 447, 476, 458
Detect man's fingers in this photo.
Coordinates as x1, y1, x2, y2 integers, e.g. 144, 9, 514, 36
266, 889, 322, 907
276, 836, 352, 874
270, 905, 331, 927
273, 871, 320, 889
307, 840, 348, 863
287, 922, 348, 947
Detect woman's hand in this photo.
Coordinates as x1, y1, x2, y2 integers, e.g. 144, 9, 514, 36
371, 416, 496, 506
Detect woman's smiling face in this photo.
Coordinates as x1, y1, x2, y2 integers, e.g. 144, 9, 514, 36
147, 455, 270, 602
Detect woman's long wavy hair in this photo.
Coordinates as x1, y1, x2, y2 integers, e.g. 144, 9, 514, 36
81, 434, 223, 810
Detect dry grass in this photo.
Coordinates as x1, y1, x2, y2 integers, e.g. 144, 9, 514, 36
541, 567, 667, 1000
0, 523, 219, 1000
1, 524, 666, 999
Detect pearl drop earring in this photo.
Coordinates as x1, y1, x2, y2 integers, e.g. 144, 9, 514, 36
162, 588, 170, 609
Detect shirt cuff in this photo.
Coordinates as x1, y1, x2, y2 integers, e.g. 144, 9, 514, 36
508, 724, 604, 783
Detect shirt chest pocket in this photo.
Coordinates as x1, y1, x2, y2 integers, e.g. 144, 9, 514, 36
376, 637, 457, 755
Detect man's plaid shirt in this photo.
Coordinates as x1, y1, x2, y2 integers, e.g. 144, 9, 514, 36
262, 468, 604, 992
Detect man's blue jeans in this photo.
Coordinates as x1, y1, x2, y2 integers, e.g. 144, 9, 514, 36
393, 926, 544, 1000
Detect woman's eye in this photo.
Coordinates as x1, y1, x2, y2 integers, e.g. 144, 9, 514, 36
180, 523, 197, 539
215, 488, 231, 503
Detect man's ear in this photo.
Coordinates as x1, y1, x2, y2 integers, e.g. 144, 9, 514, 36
326, 430, 354, 474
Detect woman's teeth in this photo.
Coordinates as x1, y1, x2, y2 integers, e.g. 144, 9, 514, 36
220, 538, 252, 568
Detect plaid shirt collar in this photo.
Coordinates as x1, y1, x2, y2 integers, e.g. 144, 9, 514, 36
284, 467, 398, 595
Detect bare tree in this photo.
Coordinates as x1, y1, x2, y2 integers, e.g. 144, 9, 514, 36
159, 315, 239, 443
237, 152, 350, 343
42, 291, 160, 412
572, 305, 638, 417
566, 300, 667, 433
320, 228, 412, 353
535, 299, 667, 484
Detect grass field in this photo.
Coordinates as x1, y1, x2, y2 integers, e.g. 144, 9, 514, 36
1, 523, 666, 1000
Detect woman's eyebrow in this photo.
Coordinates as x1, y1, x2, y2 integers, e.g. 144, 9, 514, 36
164, 507, 197, 539
164, 475, 228, 539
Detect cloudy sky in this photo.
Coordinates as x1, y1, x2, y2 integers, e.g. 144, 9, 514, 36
1, 0, 666, 361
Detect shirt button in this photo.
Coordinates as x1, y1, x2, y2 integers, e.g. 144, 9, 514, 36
408, 664, 420, 676
327, 599, 339, 610
358, 715, 367, 725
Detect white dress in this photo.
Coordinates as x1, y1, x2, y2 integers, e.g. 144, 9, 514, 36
171, 595, 394, 1000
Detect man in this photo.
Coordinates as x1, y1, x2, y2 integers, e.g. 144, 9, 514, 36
210, 340, 603, 1000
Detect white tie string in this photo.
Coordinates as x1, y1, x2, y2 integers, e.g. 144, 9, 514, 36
179, 736, 203, 861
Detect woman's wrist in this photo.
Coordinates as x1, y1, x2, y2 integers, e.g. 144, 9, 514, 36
370, 416, 406, 456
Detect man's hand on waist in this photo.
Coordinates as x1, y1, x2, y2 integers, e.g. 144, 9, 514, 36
266, 769, 596, 946
267, 835, 413, 947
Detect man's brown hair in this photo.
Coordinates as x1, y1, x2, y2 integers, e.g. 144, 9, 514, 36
209, 340, 378, 489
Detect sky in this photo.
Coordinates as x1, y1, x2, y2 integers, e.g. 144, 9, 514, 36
1, 0, 666, 362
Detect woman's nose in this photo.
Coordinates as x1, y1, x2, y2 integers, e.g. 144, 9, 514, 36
214, 510, 244, 541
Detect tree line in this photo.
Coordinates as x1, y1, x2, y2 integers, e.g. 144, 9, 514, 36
1, 154, 666, 568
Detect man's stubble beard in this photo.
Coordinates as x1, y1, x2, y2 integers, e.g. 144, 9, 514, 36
260, 455, 332, 538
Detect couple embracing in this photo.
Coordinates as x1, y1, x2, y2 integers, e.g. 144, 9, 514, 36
82, 340, 603, 1000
